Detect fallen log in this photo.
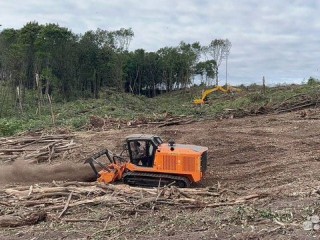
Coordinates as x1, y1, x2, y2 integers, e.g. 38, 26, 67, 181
63, 218, 106, 223
5, 185, 105, 198
157, 119, 195, 128
22, 199, 57, 207
0, 148, 36, 153
45, 195, 125, 211
0, 211, 47, 228
0, 201, 11, 206
276, 102, 316, 113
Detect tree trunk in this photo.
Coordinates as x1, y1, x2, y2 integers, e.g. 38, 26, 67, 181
0, 211, 47, 228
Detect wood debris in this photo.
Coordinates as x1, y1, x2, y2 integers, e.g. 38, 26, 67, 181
219, 93, 320, 119
0, 181, 267, 228
0, 134, 80, 164
0, 211, 47, 228
87, 114, 197, 130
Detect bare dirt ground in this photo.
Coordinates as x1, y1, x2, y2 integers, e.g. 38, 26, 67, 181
1, 109, 320, 239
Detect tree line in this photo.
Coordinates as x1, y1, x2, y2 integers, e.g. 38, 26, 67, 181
0, 21, 231, 116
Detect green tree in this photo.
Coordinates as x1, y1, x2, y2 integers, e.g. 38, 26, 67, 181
124, 49, 145, 94
157, 47, 180, 92
0, 28, 27, 113
108, 28, 134, 91
203, 39, 232, 85
35, 23, 76, 101
19, 22, 41, 89
178, 41, 201, 88
143, 52, 162, 97
195, 60, 216, 85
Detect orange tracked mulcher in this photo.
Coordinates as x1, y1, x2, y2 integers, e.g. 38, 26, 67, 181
85, 134, 208, 187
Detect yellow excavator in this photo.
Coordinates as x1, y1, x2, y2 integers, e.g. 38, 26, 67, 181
193, 85, 241, 105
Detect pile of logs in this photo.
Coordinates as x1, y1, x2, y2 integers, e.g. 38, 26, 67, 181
220, 93, 320, 119
0, 134, 81, 164
88, 115, 196, 130
0, 181, 266, 227
273, 94, 320, 114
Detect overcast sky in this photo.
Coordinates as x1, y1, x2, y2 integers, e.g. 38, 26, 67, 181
1, 0, 320, 86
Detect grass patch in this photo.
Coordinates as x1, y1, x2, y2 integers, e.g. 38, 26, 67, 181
0, 82, 320, 137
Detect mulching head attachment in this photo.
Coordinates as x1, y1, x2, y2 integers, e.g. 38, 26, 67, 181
84, 149, 127, 183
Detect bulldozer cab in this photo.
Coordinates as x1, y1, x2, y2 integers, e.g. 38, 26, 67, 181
126, 134, 163, 167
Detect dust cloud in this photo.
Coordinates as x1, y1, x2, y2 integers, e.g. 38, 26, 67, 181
0, 160, 96, 185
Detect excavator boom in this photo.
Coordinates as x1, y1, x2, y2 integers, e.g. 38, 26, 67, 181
193, 85, 241, 105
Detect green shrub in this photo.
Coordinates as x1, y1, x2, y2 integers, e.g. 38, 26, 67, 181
0, 119, 22, 136
248, 92, 269, 103
70, 117, 88, 130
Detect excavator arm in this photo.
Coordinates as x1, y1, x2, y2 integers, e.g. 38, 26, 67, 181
193, 85, 241, 105
202, 86, 228, 99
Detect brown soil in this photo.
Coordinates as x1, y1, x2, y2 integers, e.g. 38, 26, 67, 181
1, 110, 320, 239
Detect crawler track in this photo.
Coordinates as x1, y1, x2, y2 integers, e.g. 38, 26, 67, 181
123, 171, 191, 188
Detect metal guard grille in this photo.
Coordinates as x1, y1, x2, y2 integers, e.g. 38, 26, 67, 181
163, 155, 177, 171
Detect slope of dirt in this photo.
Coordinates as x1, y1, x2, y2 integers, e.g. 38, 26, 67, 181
1, 109, 320, 239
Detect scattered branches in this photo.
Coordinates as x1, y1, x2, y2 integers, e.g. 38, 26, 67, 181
88, 114, 197, 130
0, 134, 80, 163
1, 181, 267, 228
